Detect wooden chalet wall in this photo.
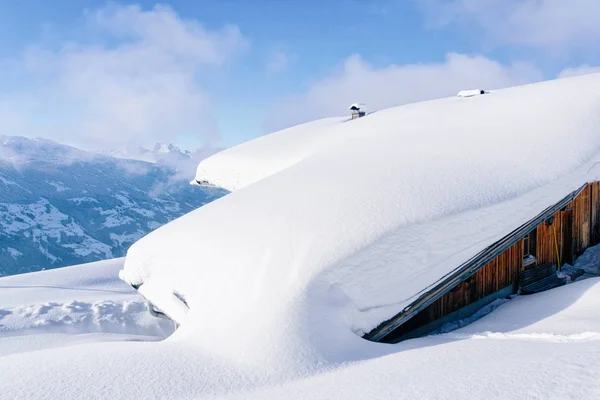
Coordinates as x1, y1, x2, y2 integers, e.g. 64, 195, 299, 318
531, 182, 600, 268
534, 208, 562, 267
386, 241, 522, 340
572, 184, 592, 256
385, 181, 600, 342
561, 182, 600, 262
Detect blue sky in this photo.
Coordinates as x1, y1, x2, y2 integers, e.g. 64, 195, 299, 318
0, 0, 599, 151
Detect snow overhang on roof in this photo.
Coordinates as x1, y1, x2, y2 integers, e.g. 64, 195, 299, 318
191, 117, 347, 191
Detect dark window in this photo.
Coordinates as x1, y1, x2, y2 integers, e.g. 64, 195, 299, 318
524, 230, 537, 258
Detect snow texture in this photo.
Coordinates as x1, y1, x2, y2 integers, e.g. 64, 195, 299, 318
0, 259, 172, 335
5, 75, 600, 399
121, 74, 600, 373
2, 261, 600, 399
137, 279, 189, 323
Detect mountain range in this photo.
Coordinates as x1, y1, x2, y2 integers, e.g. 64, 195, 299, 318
0, 135, 226, 276
105, 142, 222, 177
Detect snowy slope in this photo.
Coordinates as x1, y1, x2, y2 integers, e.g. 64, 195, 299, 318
1, 259, 600, 399
0, 136, 226, 275
218, 278, 600, 400
122, 73, 600, 369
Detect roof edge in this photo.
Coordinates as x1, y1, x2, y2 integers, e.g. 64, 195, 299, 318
363, 183, 587, 342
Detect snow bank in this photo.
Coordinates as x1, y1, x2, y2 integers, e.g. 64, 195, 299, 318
0, 259, 174, 338
122, 74, 600, 369
4, 253, 600, 398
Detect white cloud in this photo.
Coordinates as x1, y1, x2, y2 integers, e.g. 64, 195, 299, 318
91, 4, 245, 65
558, 65, 600, 79
267, 51, 290, 73
265, 53, 542, 132
0, 4, 248, 151
421, 0, 600, 50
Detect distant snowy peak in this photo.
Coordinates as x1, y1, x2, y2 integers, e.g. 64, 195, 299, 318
108, 143, 193, 164
107, 145, 151, 161
1, 136, 214, 173
152, 143, 192, 158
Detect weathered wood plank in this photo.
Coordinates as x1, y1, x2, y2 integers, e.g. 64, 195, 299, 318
535, 210, 562, 266
591, 182, 600, 246
562, 206, 573, 265
519, 263, 554, 287
572, 185, 591, 256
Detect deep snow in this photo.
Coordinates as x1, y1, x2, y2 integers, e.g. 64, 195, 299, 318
218, 277, 600, 400
5, 74, 600, 399
0, 259, 174, 340
122, 73, 600, 370
1, 259, 600, 399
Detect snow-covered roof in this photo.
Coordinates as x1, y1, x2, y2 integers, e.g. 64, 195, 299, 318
457, 89, 486, 97
121, 73, 600, 366
193, 117, 346, 191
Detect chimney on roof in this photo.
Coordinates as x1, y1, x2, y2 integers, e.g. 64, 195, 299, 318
349, 103, 367, 120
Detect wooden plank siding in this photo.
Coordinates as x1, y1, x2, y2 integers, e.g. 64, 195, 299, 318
561, 207, 574, 265
534, 209, 562, 267
571, 184, 591, 257
386, 181, 600, 341
387, 241, 523, 339
591, 181, 600, 246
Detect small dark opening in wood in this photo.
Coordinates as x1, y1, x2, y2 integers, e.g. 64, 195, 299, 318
523, 230, 537, 258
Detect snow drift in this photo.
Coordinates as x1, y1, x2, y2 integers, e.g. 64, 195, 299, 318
4, 259, 600, 399
121, 74, 600, 369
